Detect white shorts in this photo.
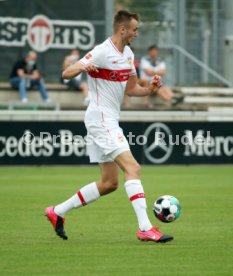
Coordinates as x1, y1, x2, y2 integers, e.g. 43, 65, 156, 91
85, 121, 130, 163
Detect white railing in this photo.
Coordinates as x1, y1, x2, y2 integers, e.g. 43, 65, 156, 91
163, 44, 233, 88
0, 110, 233, 122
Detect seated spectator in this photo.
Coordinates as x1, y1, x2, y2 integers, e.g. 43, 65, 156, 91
140, 45, 183, 107
9, 51, 50, 103
62, 49, 89, 106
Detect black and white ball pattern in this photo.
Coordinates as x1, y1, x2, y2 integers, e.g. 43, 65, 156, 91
153, 195, 181, 223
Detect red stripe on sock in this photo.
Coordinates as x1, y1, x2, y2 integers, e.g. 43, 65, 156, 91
130, 193, 145, 202
77, 191, 87, 206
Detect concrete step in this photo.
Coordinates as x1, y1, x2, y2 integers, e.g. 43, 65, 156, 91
0, 82, 67, 91
184, 96, 233, 104
175, 86, 233, 95
0, 100, 60, 111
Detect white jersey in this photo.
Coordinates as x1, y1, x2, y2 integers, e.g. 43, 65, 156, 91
140, 55, 166, 81
80, 38, 136, 124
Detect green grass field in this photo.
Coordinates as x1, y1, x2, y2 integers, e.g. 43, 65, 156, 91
0, 166, 232, 276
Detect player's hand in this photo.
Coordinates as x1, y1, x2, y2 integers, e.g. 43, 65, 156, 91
149, 75, 163, 93
84, 63, 99, 73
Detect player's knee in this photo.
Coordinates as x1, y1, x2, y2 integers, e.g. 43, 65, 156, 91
101, 180, 119, 194
107, 180, 119, 192
125, 162, 141, 179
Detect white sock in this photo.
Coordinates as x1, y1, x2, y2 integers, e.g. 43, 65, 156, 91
124, 179, 152, 231
54, 182, 100, 217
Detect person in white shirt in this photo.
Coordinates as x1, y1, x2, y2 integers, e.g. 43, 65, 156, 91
45, 10, 173, 243
62, 49, 89, 106
140, 45, 182, 106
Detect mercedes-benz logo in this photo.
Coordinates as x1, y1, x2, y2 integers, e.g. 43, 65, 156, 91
143, 123, 173, 164
109, 71, 118, 81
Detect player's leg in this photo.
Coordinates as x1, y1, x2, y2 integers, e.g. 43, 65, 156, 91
45, 162, 118, 240
45, 179, 97, 240
53, 162, 118, 216
45, 179, 100, 240
114, 151, 173, 243
97, 162, 119, 195
114, 151, 152, 231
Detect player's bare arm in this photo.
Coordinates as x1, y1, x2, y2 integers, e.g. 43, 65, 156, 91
62, 61, 99, 80
125, 74, 163, 97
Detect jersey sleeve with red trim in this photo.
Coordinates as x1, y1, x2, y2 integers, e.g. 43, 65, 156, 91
130, 62, 137, 76
79, 45, 104, 68
127, 47, 137, 76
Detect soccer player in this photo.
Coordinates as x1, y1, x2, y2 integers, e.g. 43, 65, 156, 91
45, 10, 173, 243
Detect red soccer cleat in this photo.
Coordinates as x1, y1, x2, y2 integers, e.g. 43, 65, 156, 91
45, 206, 68, 240
137, 226, 173, 243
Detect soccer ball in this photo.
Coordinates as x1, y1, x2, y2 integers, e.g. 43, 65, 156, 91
153, 195, 181, 223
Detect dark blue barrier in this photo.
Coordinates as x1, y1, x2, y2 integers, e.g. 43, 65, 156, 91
0, 121, 232, 165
